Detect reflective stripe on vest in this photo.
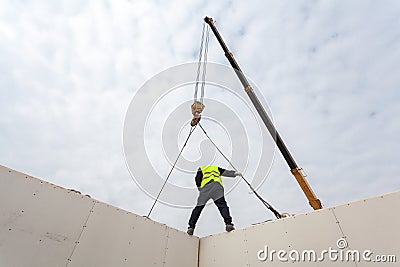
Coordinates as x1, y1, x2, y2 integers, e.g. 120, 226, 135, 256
200, 166, 222, 188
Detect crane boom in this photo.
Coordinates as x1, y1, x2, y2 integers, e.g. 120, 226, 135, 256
204, 16, 322, 210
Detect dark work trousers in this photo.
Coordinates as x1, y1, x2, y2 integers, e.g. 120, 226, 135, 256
188, 181, 233, 228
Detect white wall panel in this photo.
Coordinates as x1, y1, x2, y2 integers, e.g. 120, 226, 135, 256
199, 191, 400, 267
68, 202, 170, 266
244, 220, 293, 267
164, 227, 199, 267
246, 210, 356, 267
0, 166, 95, 267
332, 191, 400, 266
199, 228, 247, 267
0, 165, 199, 267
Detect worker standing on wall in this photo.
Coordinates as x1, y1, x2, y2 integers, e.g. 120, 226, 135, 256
187, 165, 242, 235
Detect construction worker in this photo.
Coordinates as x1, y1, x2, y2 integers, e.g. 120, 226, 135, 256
187, 165, 242, 235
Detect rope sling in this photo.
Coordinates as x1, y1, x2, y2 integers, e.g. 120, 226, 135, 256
146, 22, 282, 219
147, 125, 197, 217
198, 123, 282, 219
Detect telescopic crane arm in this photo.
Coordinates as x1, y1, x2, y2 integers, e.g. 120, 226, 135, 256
204, 16, 322, 210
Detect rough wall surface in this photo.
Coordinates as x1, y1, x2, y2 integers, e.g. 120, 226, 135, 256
0, 165, 199, 267
199, 190, 400, 266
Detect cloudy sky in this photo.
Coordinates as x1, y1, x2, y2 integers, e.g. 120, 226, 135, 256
1, 0, 400, 237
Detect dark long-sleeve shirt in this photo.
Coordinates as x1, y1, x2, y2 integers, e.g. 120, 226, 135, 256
195, 167, 236, 187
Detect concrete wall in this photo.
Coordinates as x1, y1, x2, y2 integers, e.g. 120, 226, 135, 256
199, 190, 400, 266
0, 165, 199, 267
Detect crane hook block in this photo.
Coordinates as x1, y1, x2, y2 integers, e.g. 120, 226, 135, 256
191, 101, 205, 126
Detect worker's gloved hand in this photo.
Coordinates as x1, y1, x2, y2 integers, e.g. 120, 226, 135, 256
234, 171, 242, 177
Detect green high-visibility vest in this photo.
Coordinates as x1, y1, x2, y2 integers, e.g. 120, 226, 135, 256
200, 166, 223, 188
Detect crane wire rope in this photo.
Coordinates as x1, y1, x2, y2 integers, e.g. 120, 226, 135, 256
194, 22, 210, 104
147, 124, 198, 218
198, 123, 282, 219
200, 25, 209, 103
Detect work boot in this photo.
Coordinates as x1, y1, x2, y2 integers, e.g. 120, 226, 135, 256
187, 227, 194, 236
225, 224, 235, 232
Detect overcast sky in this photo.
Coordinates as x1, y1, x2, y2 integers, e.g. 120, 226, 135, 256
1, 0, 400, 237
